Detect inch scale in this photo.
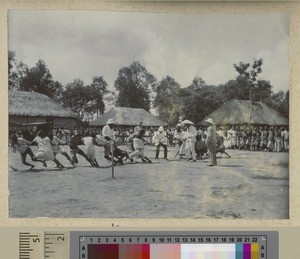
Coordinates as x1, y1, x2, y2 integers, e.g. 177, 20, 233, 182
18, 231, 278, 259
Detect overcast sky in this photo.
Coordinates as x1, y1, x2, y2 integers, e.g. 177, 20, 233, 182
8, 10, 289, 94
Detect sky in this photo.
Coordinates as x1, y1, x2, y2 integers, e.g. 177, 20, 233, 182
8, 10, 289, 94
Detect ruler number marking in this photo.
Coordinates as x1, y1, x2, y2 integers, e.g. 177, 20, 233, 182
57, 236, 65, 242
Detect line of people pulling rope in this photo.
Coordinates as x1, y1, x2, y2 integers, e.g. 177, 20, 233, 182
10, 119, 154, 170
10, 118, 219, 170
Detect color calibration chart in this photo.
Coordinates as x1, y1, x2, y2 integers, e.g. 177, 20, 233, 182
70, 231, 278, 259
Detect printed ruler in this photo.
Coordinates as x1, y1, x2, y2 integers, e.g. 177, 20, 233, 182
18, 231, 278, 259
19, 231, 69, 259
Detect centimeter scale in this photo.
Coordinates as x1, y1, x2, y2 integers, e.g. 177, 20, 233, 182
19, 231, 278, 259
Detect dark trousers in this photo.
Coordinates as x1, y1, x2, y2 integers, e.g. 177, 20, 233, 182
70, 147, 89, 164
21, 147, 35, 166
155, 143, 168, 159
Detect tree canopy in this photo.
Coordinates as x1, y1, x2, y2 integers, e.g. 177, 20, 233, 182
114, 61, 157, 111
19, 59, 62, 99
8, 52, 289, 124
60, 77, 109, 121
153, 76, 181, 125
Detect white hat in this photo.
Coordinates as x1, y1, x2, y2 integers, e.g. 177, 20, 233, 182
176, 123, 182, 127
158, 126, 164, 132
205, 118, 214, 125
182, 119, 194, 125
107, 118, 116, 125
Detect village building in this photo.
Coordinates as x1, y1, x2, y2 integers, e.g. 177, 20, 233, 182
9, 90, 77, 129
202, 99, 288, 126
90, 107, 167, 127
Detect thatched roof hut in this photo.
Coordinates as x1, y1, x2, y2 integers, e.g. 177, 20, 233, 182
9, 90, 77, 128
201, 99, 288, 126
90, 107, 167, 127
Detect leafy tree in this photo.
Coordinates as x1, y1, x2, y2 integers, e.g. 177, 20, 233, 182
179, 77, 223, 123
8, 51, 17, 90
233, 58, 263, 102
268, 90, 289, 118
61, 79, 87, 120
19, 59, 60, 98
51, 81, 64, 104
220, 76, 273, 104
153, 76, 181, 125
184, 87, 224, 124
254, 80, 273, 102
87, 76, 108, 118
233, 58, 271, 124
61, 77, 109, 121
187, 77, 207, 91
221, 76, 250, 101
8, 51, 28, 90
114, 62, 157, 111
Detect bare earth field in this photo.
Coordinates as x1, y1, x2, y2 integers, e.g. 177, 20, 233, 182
8, 145, 289, 219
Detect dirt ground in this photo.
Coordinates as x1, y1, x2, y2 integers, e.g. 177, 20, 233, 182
8, 145, 289, 219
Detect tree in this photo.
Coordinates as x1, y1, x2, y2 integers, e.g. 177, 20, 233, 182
187, 77, 207, 91
8, 51, 17, 90
51, 81, 64, 104
233, 58, 263, 103
114, 62, 157, 111
233, 58, 266, 123
19, 59, 60, 98
268, 90, 289, 118
220, 76, 273, 104
61, 79, 87, 120
61, 77, 109, 122
87, 76, 109, 118
153, 76, 181, 125
254, 80, 273, 102
179, 77, 223, 123
181, 86, 223, 124
8, 51, 28, 90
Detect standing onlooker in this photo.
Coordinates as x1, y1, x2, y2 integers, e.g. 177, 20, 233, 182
153, 126, 168, 159
274, 127, 282, 152
282, 127, 289, 151
260, 126, 267, 151
182, 120, 197, 162
205, 118, 217, 166
267, 126, 274, 151
231, 126, 237, 149
173, 123, 184, 157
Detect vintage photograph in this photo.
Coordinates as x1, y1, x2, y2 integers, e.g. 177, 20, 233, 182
8, 10, 289, 219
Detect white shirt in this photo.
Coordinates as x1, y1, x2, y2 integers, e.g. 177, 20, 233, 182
187, 125, 197, 139
102, 125, 115, 141
153, 131, 167, 145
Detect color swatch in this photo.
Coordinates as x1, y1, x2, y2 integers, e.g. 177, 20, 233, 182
87, 243, 260, 259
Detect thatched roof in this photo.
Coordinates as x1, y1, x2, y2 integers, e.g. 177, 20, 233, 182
90, 107, 167, 126
9, 90, 77, 118
202, 99, 288, 126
